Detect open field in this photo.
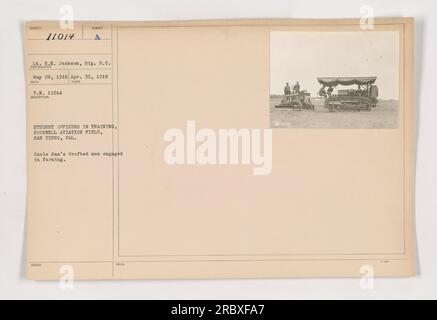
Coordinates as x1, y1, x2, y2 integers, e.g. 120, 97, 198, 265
270, 97, 399, 129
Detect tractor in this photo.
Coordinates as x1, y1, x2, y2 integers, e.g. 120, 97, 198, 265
275, 90, 314, 111
317, 77, 379, 112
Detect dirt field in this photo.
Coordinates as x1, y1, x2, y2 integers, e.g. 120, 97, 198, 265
270, 97, 399, 129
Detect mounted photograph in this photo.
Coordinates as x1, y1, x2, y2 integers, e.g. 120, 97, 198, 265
270, 31, 400, 129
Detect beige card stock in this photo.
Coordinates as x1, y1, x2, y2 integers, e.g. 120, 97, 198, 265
26, 19, 416, 280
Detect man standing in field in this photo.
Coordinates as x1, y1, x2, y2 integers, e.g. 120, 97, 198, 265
284, 82, 291, 95
293, 81, 300, 93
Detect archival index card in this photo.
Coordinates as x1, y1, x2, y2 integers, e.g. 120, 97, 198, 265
26, 19, 416, 280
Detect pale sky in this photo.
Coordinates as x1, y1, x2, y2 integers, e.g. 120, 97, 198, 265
270, 31, 400, 100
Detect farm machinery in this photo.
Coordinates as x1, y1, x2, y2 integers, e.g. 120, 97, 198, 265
317, 77, 379, 112
275, 89, 314, 111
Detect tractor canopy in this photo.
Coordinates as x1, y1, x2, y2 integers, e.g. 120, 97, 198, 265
317, 77, 377, 86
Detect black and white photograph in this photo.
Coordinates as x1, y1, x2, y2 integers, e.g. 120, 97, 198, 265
270, 31, 400, 129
